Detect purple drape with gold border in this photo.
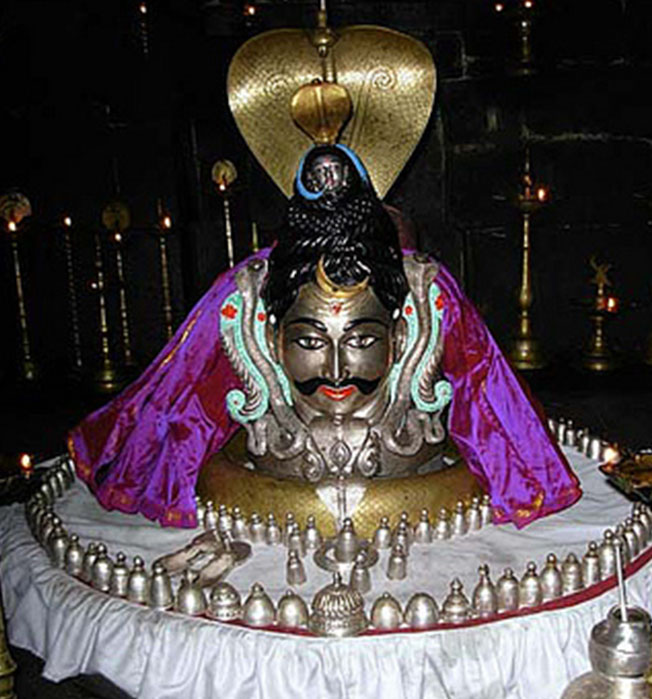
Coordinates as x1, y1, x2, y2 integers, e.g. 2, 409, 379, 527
68, 249, 581, 528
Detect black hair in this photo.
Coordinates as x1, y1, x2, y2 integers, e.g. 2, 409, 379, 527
262, 145, 409, 322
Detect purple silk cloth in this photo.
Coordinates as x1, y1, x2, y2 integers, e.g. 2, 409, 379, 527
68, 249, 581, 529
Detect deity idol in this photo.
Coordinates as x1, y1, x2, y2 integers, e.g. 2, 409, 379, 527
68, 15, 580, 535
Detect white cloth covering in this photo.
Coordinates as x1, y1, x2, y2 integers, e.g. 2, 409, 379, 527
1, 448, 651, 699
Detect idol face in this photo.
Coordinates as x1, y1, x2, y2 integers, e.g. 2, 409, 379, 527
275, 283, 399, 419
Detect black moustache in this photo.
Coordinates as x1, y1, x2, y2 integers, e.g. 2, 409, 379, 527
294, 377, 381, 396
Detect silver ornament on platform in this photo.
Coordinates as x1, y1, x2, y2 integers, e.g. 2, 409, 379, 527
149, 562, 174, 610
243, 583, 276, 627
386, 544, 407, 581
519, 562, 543, 609
248, 513, 266, 543
472, 564, 498, 617
303, 515, 323, 550
496, 568, 520, 612
413, 509, 432, 544
209, 582, 242, 621
582, 542, 602, 587
110, 552, 130, 598
540, 553, 562, 602
442, 578, 470, 623
175, 570, 207, 616
404, 593, 439, 629
127, 556, 149, 604
309, 573, 368, 637
277, 590, 309, 629
370, 593, 403, 630
373, 516, 392, 549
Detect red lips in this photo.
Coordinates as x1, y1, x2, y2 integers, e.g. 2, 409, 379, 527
318, 385, 356, 401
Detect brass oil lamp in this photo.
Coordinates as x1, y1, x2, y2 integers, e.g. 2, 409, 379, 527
508, 148, 548, 371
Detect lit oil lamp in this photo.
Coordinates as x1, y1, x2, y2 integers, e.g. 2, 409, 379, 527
19, 454, 33, 479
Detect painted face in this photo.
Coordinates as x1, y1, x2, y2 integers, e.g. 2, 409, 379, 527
276, 283, 397, 418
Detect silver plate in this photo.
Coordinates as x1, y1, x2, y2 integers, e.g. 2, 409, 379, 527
313, 538, 379, 573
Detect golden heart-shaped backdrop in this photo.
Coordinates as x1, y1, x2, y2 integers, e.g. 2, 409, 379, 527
228, 25, 436, 199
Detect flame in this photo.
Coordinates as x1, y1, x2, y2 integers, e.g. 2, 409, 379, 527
163, 215, 172, 229
63, 216, 72, 228
524, 0, 533, 7
114, 232, 122, 243
495, 2, 504, 11
536, 187, 547, 202
19, 453, 32, 472
139, 2, 147, 14
8, 221, 17, 232
603, 446, 619, 463
244, 4, 256, 16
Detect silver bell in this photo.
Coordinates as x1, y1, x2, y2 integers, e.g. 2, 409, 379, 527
634, 504, 652, 541
242, 583, 276, 627
349, 551, 371, 594
175, 570, 207, 616
556, 418, 566, 444
392, 521, 411, 555
248, 512, 266, 544
386, 544, 407, 581
334, 518, 358, 563
563, 419, 576, 447
209, 582, 242, 621
149, 562, 174, 610
452, 501, 468, 537
39, 512, 58, 547
277, 590, 309, 629
588, 436, 602, 461
302, 515, 323, 550
91, 544, 114, 593
370, 592, 403, 630
578, 430, 591, 456
64, 534, 85, 577
398, 512, 413, 544
194, 496, 205, 526
217, 504, 233, 535
540, 553, 563, 601
265, 513, 282, 545
614, 525, 632, 565
496, 568, 519, 612
204, 501, 218, 531
561, 553, 584, 595
519, 562, 543, 609
287, 523, 305, 557
404, 593, 439, 629
81, 542, 99, 583
49, 526, 69, 568
282, 512, 296, 546
286, 550, 307, 586
231, 506, 249, 541
465, 497, 482, 532
372, 516, 392, 549
631, 514, 647, 551
472, 564, 497, 617
44, 515, 62, 552
110, 552, 130, 598
582, 541, 602, 587
599, 530, 617, 580
442, 578, 470, 623
413, 509, 432, 544
623, 519, 640, 558
127, 556, 149, 604
480, 494, 493, 527
547, 417, 558, 435
434, 508, 452, 540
